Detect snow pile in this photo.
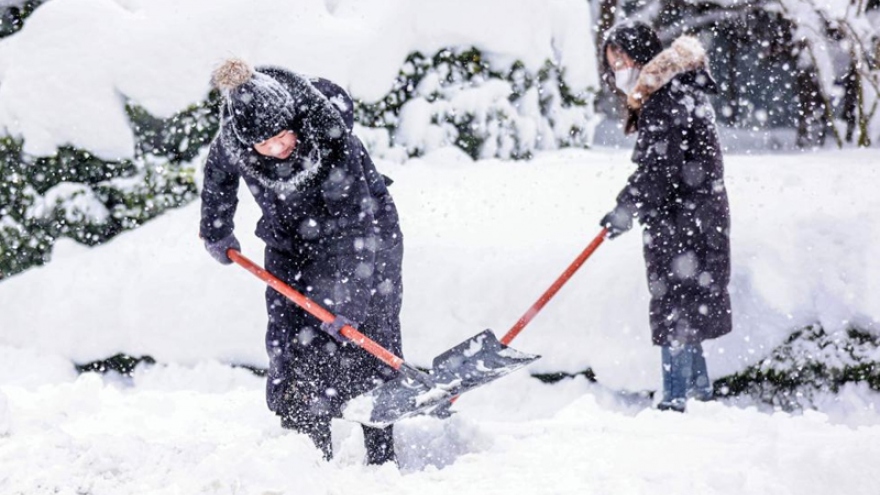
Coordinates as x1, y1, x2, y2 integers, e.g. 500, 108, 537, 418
0, 346, 76, 387
1, 360, 879, 493
1, 147, 878, 393
2, 143, 880, 489
1, 370, 331, 494
0, 0, 598, 159
0, 389, 8, 436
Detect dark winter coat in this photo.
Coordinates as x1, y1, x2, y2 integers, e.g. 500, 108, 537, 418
615, 36, 732, 346
200, 67, 402, 327
199, 68, 404, 420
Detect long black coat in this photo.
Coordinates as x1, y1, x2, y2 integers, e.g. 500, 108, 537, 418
200, 68, 403, 419
616, 53, 732, 346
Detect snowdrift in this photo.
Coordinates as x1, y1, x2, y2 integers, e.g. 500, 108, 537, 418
2, 147, 878, 392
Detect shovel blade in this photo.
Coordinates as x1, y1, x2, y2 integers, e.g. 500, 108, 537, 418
342, 329, 539, 427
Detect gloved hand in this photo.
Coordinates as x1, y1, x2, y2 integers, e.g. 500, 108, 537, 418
600, 206, 633, 239
321, 315, 354, 344
204, 233, 241, 265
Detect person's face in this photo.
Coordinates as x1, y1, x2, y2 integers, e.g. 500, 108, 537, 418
254, 130, 297, 159
606, 45, 636, 71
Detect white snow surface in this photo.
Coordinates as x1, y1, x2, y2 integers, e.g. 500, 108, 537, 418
1, 2, 879, 489
2, 147, 880, 392
0, 0, 597, 158
2, 348, 880, 494
2, 147, 880, 492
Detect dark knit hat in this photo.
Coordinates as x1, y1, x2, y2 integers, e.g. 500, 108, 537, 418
600, 21, 665, 134
602, 21, 663, 68
212, 59, 294, 145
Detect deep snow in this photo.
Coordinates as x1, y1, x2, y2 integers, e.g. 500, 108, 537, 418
2, 346, 880, 494
1, 0, 878, 492
2, 147, 879, 391
2, 146, 880, 493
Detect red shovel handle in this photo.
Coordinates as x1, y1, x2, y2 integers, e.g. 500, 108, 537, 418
447, 228, 607, 406
228, 249, 405, 371
501, 228, 607, 345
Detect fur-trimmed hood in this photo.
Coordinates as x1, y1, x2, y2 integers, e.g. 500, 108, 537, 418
627, 35, 710, 109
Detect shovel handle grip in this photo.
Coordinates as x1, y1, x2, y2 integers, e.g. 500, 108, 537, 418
228, 249, 404, 371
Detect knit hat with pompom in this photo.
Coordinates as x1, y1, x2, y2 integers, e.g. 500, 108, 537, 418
212, 58, 294, 146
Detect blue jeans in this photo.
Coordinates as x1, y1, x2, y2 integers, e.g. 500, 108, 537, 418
660, 344, 712, 404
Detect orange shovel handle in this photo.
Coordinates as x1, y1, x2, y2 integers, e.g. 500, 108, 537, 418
449, 228, 607, 405
501, 228, 607, 345
227, 249, 405, 371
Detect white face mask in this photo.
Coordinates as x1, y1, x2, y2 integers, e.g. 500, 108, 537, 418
613, 68, 640, 95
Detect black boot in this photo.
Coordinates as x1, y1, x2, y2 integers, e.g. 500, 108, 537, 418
362, 425, 396, 466
656, 398, 686, 413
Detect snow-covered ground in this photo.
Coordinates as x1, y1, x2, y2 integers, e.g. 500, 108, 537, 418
3, 347, 880, 494
2, 146, 880, 493
2, 0, 879, 492
2, 147, 879, 389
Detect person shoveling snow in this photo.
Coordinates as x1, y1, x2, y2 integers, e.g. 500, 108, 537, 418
199, 59, 537, 465
599, 22, 733, 412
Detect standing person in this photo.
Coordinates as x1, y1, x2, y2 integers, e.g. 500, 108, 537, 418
598, 22, 732, 412
199, 59, 403, 464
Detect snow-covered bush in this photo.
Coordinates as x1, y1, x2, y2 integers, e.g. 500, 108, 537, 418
0, 0, 43, 38
76, 353, 156, 376
0, 0, 599, 277
356, 47, 597, 160
0, 99, 217, 279
0, 45, 597, 277
715, 325, 880, 411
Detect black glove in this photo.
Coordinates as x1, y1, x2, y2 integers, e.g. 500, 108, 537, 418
204, 233, 240, 265
320, 315, 354, 344
600, 206, 633, 239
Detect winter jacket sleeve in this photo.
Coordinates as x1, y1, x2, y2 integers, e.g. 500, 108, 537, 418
319, 135, 378, 326
310, 80, 392, 192
199, 138, 241, 243
615, 98, 685, 223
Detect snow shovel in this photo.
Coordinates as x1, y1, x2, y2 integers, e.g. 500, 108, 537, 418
431, 228, 608, 415
227, 249, 539, 428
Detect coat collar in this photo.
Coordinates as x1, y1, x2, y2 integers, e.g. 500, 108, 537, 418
218, 67, 350, 195
627, 35, 709, 110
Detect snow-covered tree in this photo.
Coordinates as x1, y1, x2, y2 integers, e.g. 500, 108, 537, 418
595, 0, 880, 147
766, 0, 879, 147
